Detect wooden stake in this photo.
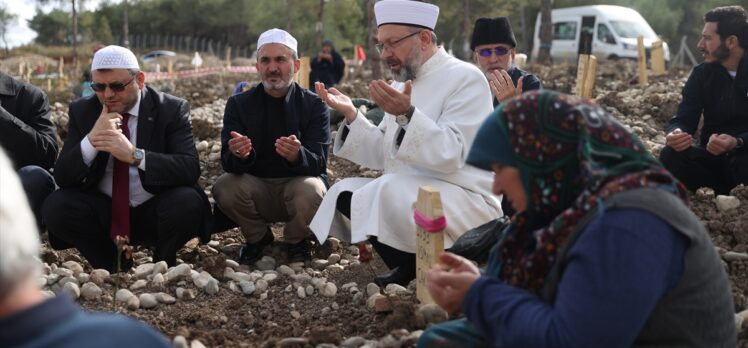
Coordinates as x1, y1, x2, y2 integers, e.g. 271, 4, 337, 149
574, 54, 596, 98
414, 186, 445, 305
637, 36, 648, 86
225, 46, 232, 69
298, 57, 311, 89
651, 40, 666, 76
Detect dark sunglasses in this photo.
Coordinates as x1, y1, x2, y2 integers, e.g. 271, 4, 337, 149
91, 75, 136, 92
477, 47, 510, 57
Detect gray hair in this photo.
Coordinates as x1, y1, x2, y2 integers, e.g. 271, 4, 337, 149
0, 147, 41, 298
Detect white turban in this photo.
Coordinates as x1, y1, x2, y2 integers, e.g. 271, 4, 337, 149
375, 0, 440, 30
91, 45, 140, 71
257, 28, 298, 55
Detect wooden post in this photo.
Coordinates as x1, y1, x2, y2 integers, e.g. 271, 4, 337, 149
637, 36, 648, 86
58, 56, 64, 76
225, 46, 232, 69
415, 186, 445, 305
167, 60, 174, 78
651, 40, 666, 76
298, 56, 311, 89
574, 54, 596, 98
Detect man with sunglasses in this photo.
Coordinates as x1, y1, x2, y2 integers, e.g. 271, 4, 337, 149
311, 0, 502, 287
43, 45, 212, 273
471, 17, 542, 107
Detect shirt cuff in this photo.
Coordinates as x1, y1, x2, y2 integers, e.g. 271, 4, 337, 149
138, 151, 146, 171
81, 136, 97, 166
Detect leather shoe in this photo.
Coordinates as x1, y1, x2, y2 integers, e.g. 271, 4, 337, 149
374, 266, 415, 287
287, 239, 311, 263
238, 229, 274, 265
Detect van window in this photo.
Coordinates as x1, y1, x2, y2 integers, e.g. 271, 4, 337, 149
553, 22, 577, 40
597, 24, 616, 44
610, 20, 657, 39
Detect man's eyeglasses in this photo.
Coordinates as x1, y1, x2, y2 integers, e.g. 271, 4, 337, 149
91, 75, 136, 92
375, 31, 420, 54
477, 47, 510, 57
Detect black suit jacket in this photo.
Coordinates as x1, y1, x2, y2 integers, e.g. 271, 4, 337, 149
55, 85, 212, 241
0, 72, 58, 170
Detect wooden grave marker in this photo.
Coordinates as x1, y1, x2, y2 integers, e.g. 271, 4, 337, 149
414, 186, 445, 304
574, 54, 597, 98
298, 57, 310, 89
637, 36, 648, 86
651, 40, 666, 76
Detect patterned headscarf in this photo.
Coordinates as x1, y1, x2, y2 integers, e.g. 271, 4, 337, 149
467, 90, 687, 293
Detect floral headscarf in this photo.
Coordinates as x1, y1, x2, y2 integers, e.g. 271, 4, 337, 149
467, 90, 687, 293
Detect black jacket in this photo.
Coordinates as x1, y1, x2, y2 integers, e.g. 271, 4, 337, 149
493, 67, 543, 107
221, 82, 331, 185
667, 53, 748, 153
55, 85, 213, 241
0, 72, 58, 170
310, 50, 345, 86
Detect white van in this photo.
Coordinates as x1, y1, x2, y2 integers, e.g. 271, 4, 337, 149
531, 5, 670, 63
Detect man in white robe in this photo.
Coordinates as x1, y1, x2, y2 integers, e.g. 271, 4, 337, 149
311, 0, 502, 286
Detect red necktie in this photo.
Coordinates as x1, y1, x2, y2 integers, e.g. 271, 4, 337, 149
110, 113, 131, 241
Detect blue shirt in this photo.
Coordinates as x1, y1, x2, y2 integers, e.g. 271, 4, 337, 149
462, 208, 688, 348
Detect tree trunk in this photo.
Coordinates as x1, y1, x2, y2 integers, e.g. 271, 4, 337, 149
460, 0, 471, 59
537, 0, 553, 64
71, 0, 78, 76
123, 0, 129, 47
367, 0, 381, 80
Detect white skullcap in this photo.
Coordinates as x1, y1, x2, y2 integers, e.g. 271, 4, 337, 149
257, 28, 298, 55
91, 45, 140, 70
375, 0, 440, 30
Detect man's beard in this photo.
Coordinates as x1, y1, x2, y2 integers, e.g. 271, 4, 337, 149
261, 70, 293, 92
482, 56, 515, 79
387, 45, 422, 82
702, 42, 730, 63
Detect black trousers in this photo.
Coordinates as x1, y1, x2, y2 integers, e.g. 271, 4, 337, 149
660, 146, 748, 195
17, 165, 56, 230
336, 191, 416, 272
42, 186, 204, 272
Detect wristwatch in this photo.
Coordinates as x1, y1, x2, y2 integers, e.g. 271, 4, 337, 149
395, 105, 416, 127
132, 148, 145, 166
737, 137, 745, 149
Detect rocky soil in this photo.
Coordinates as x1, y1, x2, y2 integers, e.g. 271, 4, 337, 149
41, 62, 748, 347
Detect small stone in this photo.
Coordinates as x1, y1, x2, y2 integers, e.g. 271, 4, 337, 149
208, 240, 220, 248
176, 287, 196, 300
255, 279, 269, 293
349, 286, 360, 294
62, 261, 84, 276
331, 302, 339, 310
348, 245, 360, 256
260, 292, 268, 300
196, 140, 209, 152
46, 273, 60, 285
417, 304, 449, 326
385, 283, 409, 295
321, 306, 331, 315
193, 271, 213, 288
152, 261, 168, 275
76, 273, 90, 284
135, 263, 155, 279
164, 264, 192, 283
305, 285, 314, 296
62, 282, 80, 299
190, 339, 206, 348
239, 281, 256, 295
723, 251, 748, 262
290, 310, 301, 319
341, 282, 357, 290
173, 335, 189, 348
155, 292, 176, 304
130, 279, 148, 291
321, 282, 337, 297
152, 273, 165, 286
230, 271, 253, 283
58, 276, 79, 288
90, 269, 110, 285
278, 337, 308, 347
367, 293, 391, 312
312, 259, 328, 270
53, 268, 74, 278
327, 253, 341, 264
292, 273, 312, 285
716, 195, 741, 211
205, 278, 220, 295
289, 262, 305, 272
297, 286, 307, 299
225, 259, 240, 269
341, 336, 366, 348
255, 256, 276, 271
327, 238, 340, 251
325, 264, 344, 272
139, 293, 159, 309
278, 265, 295, 276
353, 292, 364, 304
366, 283, 381, 297
263, 273, 278, 282
126, 296, 140, 310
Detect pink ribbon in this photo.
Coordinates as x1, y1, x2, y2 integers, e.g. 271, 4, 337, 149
413, 209, 447, 233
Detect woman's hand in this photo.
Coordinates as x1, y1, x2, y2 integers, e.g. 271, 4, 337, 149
426, 252, 481, 313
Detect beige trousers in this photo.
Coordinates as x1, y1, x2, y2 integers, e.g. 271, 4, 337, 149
212, 174, 326, 244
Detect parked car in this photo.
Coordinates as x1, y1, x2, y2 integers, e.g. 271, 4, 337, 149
531, 5, 670, 63
140, 50, 176, 62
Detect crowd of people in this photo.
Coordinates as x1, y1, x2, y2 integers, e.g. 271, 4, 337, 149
1, 0, 746, 346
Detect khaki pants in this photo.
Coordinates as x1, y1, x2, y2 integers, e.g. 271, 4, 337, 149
212, 174, 326, 244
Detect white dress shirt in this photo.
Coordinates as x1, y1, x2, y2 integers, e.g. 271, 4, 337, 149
80, 91, 154, 207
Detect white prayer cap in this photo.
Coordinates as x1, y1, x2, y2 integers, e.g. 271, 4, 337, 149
257, 28, 298, 55
375, 0, 440, 30
91, 45, 140, 71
